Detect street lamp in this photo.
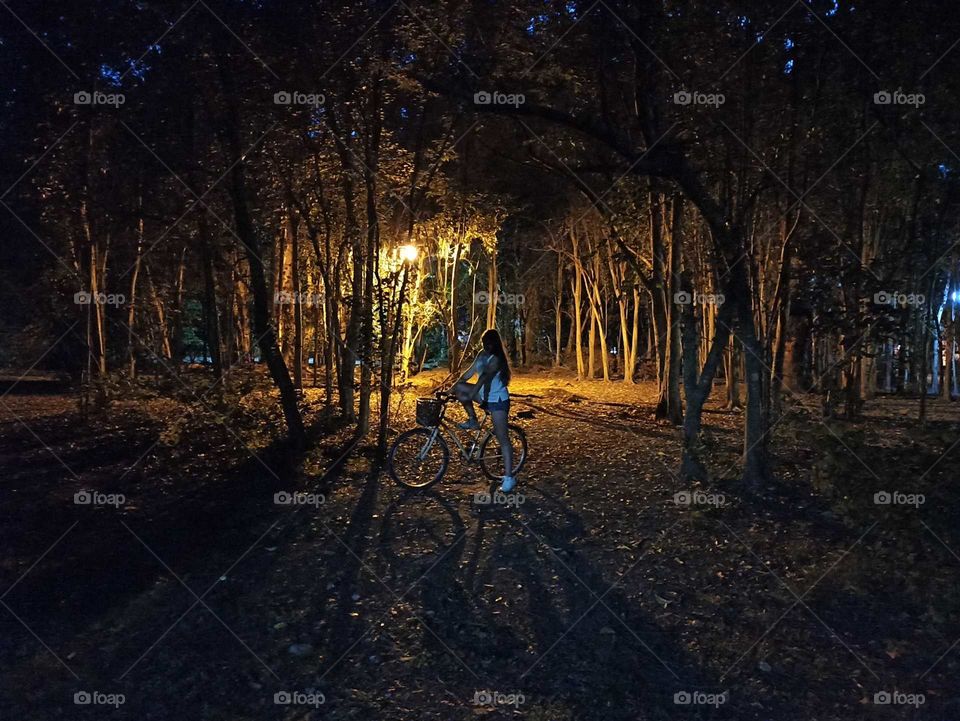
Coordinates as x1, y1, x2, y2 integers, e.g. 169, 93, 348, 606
399, 244, 419, 263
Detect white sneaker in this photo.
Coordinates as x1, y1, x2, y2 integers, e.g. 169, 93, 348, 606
499, 475, 517, 492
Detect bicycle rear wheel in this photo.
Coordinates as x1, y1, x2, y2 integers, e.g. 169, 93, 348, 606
479, 424, 528, 481
388, 428, 450, 489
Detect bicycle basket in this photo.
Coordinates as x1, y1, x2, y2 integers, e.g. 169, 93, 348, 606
416, 397, 443, 426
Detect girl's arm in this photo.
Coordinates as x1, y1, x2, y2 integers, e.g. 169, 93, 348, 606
471, 355, 500, 401
456, 355, 481, 384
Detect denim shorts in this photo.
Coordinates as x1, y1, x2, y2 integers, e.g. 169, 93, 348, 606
483, 398, 510, 413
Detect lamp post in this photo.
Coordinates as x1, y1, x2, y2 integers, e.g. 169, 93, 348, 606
397, 244, 418, 380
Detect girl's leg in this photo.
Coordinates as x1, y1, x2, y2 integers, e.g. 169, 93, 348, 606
454, 381, 479, 424
491, 409, 513, 478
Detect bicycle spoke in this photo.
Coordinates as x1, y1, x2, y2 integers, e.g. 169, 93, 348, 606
389, 429, 449, 489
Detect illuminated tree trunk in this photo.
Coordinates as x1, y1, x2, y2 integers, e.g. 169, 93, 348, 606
607, 237, 636, 383
487, 246, 497, 330
570, 229, 586, 379
309, 264, 319, 388
630, 287, 640, 380
587, 297, 597, 379
339, 173, 362, 420
127, 193, 144, 378
290, 211, 303, 390
278, 214, 296, 364
400, 256, 424, 382
554, 253, 563, 367
448, 242, 462, 372
146, 266, 172, 361
233, 262, 251, 361
585, 252, 610, 381
170, 244, 188, 368
81, 200, 107, 378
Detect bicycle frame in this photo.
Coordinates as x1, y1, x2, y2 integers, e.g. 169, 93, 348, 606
424, 398, 491, 463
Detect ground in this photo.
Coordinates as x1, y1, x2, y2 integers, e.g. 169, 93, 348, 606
0, 368, 959, 720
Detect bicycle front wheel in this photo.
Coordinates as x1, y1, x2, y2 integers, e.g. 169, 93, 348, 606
388, 428, 450, 489
479, 424, 528, 481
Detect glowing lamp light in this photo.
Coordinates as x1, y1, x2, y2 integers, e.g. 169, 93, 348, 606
399, 244, 419, 263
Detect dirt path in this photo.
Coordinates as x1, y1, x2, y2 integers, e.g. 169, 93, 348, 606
1, 373, 958, 720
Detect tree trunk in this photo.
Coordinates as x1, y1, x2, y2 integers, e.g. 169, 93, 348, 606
724, 336, 742, 409
651, 193, 682, 423
216, 55, 304, 448
290, 212, 303, 390
127, 194, 144, 378
680, 280, 734, 480
735, 287, 771, 488
571, 238, 585, 379
487, 246, 498, 330
197, 214, 224, 383
554, 253, 563, 367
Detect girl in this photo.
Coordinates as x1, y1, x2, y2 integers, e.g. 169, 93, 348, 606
453, 329, 516, 491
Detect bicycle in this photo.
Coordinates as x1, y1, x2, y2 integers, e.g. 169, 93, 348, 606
387, 389, 528, 490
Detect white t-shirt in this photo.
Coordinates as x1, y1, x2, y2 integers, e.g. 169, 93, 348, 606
473, 353, 509, 402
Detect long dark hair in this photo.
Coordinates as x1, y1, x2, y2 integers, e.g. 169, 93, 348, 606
481, 329, 510, 386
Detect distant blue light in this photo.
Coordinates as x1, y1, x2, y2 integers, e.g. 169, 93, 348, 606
127, 59, 150, 80
526, 13, 550, 34
100, 65, 122, 86
784, 58, 795, 74
784, 37, 794, 50
826, 0, 839, 16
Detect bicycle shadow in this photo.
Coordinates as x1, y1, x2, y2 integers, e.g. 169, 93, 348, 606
356, 481, 733, 720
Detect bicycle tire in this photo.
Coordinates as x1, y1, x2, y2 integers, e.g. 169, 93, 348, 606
478, 423, 528, 481
387, 427, 450, 489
